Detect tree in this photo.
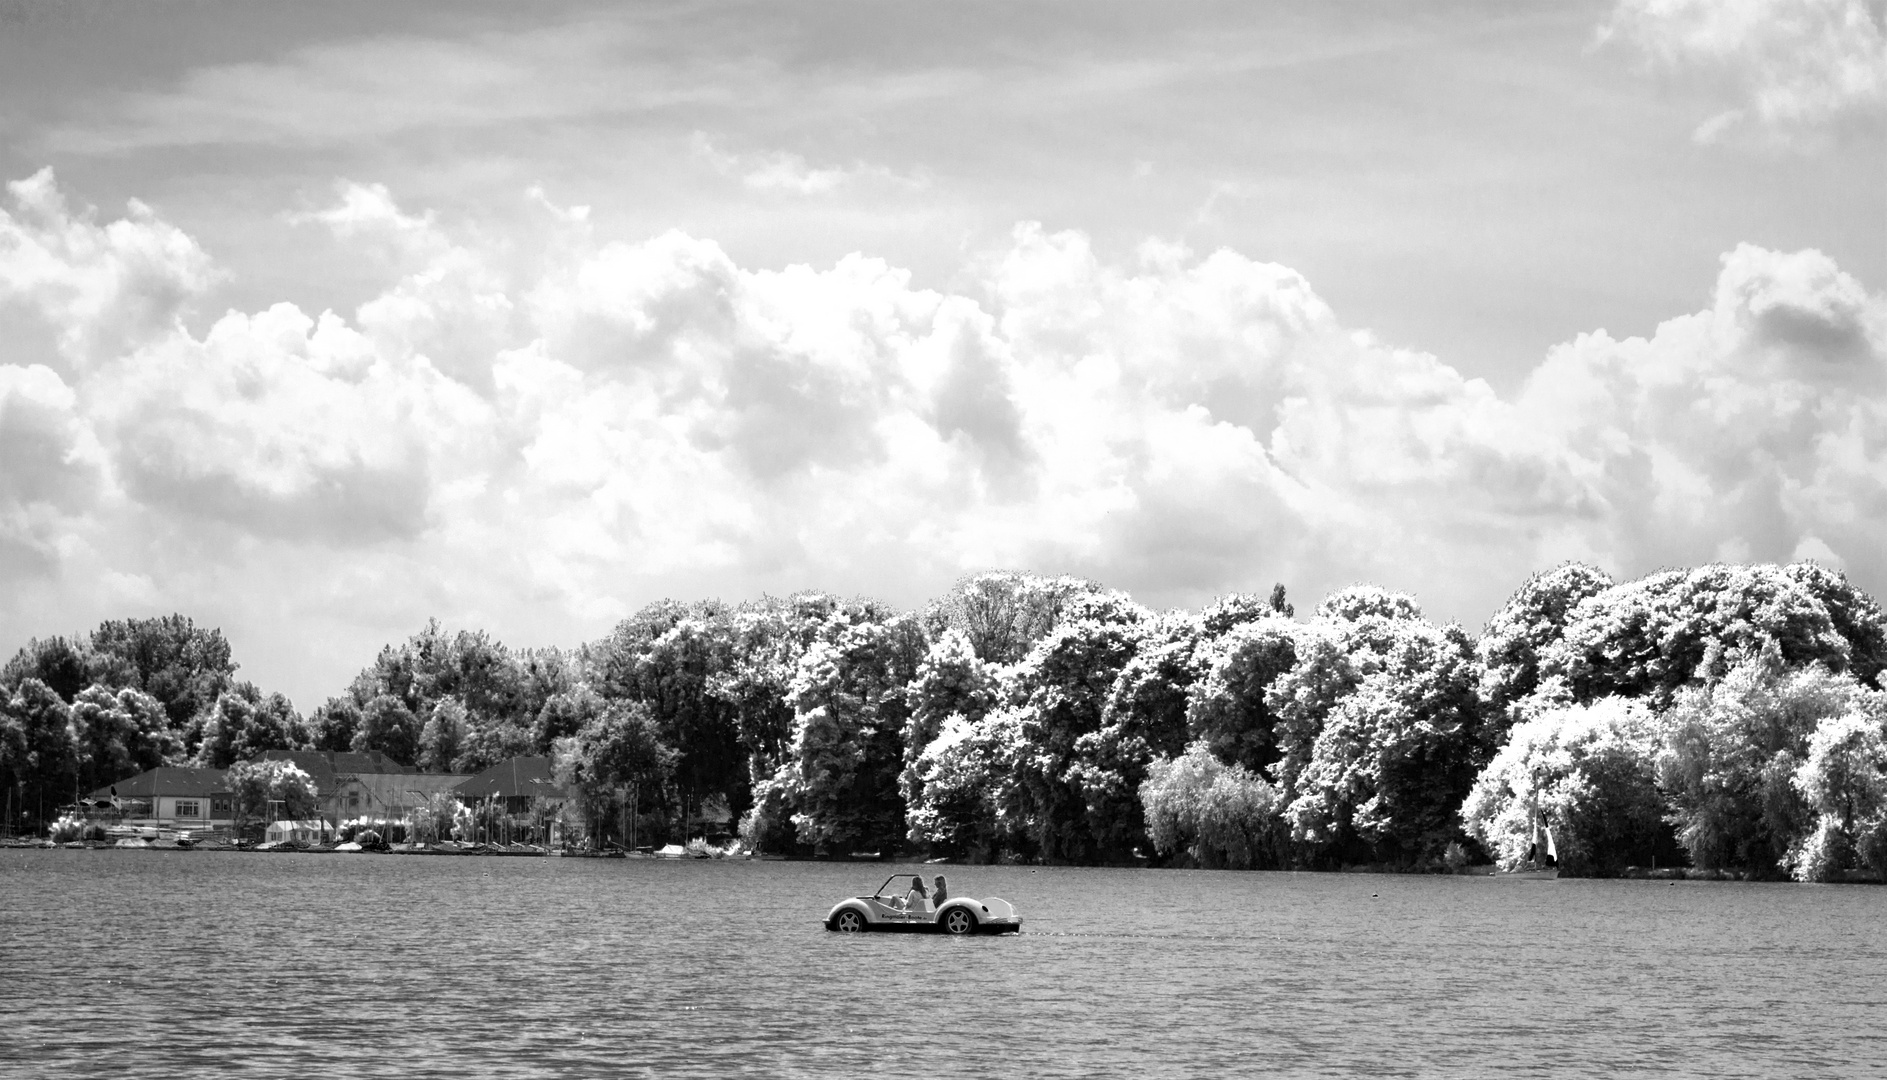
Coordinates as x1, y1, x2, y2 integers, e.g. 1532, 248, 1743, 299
784, 611, 926, 854
87, 615, 236, 734
999, 613, 1146, 862
1655, 651, 1863, 878
1544, 564, 1852, 708
225, 759, 318, 834
531, 686, 600, 754
1, 637, 92, 702
196, 684, 308, 768
1141, 741, 1284, 869
1187, 617, 1299, 773
1267, 590, 1483, 867
4, 678, 74, 824
1476, 563, 1615, 718
1785, 562, 1887, 689
353, 694, 420, 766
1786, 708, 1887, 881
419, 698, 470, 772
69, 686, 137, 794
308, 697, 362, 752
554, 700, 678, 846
922, 572, 1130, 664
1459, 697, 1667, 876
900, 630, 999, 828
1067, 614, 1200, 861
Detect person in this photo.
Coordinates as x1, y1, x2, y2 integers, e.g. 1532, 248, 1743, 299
932, 875, 948, 904
902, 875, 929, 909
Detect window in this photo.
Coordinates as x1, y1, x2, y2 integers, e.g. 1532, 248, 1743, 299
211, 797, 232, 817
174, 800, 202, 818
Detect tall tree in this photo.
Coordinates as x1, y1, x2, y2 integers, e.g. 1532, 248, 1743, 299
87, 615, 236, 732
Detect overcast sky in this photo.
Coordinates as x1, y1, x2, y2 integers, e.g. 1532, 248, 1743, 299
1, 0, 1882, 708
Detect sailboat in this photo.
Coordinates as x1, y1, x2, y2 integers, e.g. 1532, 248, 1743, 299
1499, 802, 1560, 880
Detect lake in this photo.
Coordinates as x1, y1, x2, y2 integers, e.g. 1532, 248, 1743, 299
1, 851, 1880, 1078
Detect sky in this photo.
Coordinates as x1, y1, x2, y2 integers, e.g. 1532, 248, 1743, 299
0, 0, 1882, 709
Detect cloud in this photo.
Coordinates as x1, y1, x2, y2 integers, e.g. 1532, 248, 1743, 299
1602, 0, 1887, 145
689, 133, 922, 195
0, 171, 1883, 707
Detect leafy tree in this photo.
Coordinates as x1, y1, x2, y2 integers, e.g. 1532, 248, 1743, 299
86, 615, 236, 732
1786, 708, 1887, 881
904, 712, 1013, 857
353, 694, 420, 766
1141, 740, 1284, 869
1315, 586, 1424, 624
1654, 651, 1863, 878
1476, 563, 1615, 718
1000, 613, 1146, 862
453, 718, 533, 775
554, 700, 678, 846
4, 678, 75, 822
1, 637, 92, 702
1268, 590, 1483, 867
225, 759, 318, 833
1544, 564, 1851, 708
419, 698, 469, 772
900, 630, 999, 822
1784, 562, 1887, 689
923, 572, 1129, 664
308, 697, 362, 753
532, 685, 601, 754
784, 611, 926, 854
1067, 614, 1200, 861
1459, 697, 1667, 875
69, 686, 138, 793
195, 683, 308, 768
1187, 617, 1299, 773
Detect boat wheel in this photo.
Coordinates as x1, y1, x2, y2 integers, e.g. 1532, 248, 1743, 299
833, 910, 867, 932
943, 909, 976, 935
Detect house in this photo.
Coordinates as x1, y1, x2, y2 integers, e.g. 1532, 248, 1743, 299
86, 767, 234, 830
327, 771, 469, 826
257, 750, 434, 826
453, 756, 568, 845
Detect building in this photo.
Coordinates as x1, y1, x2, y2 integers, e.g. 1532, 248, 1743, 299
86, 767, 234, 830
453, 755, 567, 812
257, 750, 451, 826
327, 771, 469, 826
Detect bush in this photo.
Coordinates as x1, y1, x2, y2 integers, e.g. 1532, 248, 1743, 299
1141, 741, 1283, 869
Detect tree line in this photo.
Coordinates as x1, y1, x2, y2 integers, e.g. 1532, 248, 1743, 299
3, 564, 1884, 880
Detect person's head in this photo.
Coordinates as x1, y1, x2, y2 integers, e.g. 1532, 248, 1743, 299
934, 875, 946, 889
913, 876, 926, 890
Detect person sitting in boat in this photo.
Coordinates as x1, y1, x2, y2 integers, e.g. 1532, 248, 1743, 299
932, 875, 948, 904
901, 876, 929, 910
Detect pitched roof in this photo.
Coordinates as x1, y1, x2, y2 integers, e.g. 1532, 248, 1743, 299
333, 771, 470, 813
256, 750, 415, 792
453, 756, 566, 799
88, 766, 228, 800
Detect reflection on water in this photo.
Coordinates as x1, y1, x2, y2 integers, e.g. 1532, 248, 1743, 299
1, 852, 1880, 1078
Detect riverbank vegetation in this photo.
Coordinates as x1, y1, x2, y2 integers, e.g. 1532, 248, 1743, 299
3, 563, 1884, 881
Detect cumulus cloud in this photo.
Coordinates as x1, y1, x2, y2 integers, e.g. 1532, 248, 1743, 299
0, 170, 1883, 704
1602, 0, 1887, 145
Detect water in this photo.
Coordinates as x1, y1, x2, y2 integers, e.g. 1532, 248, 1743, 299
1, 851, 1881, 1078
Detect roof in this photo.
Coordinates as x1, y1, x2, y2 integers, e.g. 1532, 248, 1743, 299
88, 766, 228, 800
333, 771, 470, 812
453, 756, 568, 799
256, 750, 415, 792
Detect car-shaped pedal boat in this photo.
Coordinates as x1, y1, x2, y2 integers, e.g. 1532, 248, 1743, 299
825, 874, 1021, 935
